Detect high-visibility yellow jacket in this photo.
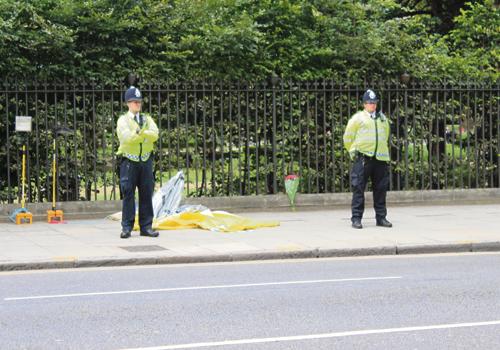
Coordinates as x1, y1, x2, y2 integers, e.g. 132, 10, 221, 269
116, 111, 159, 162
343, 110, 390, 161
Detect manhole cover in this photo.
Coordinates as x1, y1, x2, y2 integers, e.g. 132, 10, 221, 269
120, 245, 168, 252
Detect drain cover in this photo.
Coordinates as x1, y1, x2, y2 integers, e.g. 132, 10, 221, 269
120, 245, 168, 252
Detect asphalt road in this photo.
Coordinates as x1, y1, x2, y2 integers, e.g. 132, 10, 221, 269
1, 253, 500, 350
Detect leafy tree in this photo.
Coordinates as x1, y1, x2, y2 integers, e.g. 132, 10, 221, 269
390, 0, 480, 33
0, 0, 75, 78
411, 0, 499, 81
0, 0, 497, 82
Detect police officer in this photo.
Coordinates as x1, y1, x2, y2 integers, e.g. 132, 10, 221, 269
117, 86, 159, 238
343, 89, 392, 229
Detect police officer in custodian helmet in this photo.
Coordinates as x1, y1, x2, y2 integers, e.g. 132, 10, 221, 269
117, 86, 159, 238
343, 89, 393, 229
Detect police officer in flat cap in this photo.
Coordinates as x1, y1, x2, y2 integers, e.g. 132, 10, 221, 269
343, 89, 392, 229
117, 86, 159, 238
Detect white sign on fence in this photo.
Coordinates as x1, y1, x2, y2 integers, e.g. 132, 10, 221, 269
15, 116, 32, 132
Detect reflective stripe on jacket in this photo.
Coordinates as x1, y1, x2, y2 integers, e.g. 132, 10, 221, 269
116, 111, 159, 162
343, 110, 390, 161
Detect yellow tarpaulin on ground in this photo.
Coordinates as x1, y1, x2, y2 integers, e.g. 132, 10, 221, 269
145, 210, 279, 232
107, 209, 279, 232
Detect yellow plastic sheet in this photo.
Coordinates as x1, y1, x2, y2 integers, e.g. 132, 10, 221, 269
132, 209, 279, 232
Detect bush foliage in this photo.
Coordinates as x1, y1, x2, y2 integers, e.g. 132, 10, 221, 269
0, 0, 497, 82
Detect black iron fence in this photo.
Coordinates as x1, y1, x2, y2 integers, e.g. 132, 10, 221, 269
1, 80, 499, 204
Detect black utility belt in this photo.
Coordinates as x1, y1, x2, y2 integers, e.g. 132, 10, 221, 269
120, 156, 143, 163
357, 153, 375, 159
358, 155, 388, 163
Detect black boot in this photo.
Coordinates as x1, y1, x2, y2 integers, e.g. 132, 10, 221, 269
376, 218, 392, 228
351, 219, 362, 229
140, 228, 159, 237
120, 230, 131, 239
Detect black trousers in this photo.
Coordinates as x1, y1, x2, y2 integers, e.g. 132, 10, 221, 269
350, 155, 389, 222
120, 157, 154, 232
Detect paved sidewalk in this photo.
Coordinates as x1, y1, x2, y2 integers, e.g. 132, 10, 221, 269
1, 204, 499, 271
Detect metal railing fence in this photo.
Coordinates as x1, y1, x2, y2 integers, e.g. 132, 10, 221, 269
1, 80, 498, 204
